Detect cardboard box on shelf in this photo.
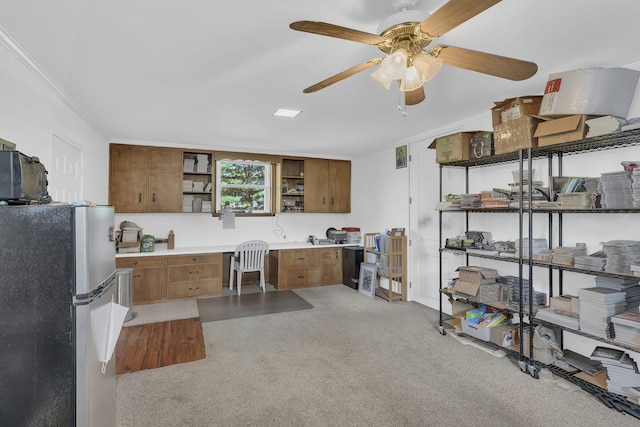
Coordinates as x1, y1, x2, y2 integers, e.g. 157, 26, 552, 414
490, 324, 519, 347
534, 114, 598, 147
493, 115, 543, 154
491, 96, 543, 127
457, 266, 499, 284
470, 131, 494, 159
427, 131, 474, 163
121, 230, 141, 242
539, 67, 640, 118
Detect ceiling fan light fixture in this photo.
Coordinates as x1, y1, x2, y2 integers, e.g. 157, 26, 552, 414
399, 66, 422, 92
412, 52, 443, 82
381, 48, 408, 79
371, 67, 393, 90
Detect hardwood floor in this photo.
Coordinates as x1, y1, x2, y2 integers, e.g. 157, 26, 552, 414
115, 317, 205, 374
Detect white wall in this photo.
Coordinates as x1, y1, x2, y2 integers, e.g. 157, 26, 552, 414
0, 40, 108, 202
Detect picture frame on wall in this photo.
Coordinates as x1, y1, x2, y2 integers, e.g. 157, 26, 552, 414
396, 145, 407, 169
0, 138, 16, 151
358, 262, 377, 298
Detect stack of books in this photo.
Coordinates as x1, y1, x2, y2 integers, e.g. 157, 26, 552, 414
182, 179, 193, 191
182, 195, 194, 212
595, 275, 640, 312
602, 240, 640, 275
578, 287, 627, 338
612, 312, 640, 347
195, 154, 210, 173
192, 181, 204, 192
201, 201, 212, 213
590, 346, 640, 398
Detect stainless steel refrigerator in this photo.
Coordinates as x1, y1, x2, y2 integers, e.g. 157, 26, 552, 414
0, 205, 118, 426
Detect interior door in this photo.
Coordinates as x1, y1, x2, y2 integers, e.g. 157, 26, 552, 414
49, 133, 82, 202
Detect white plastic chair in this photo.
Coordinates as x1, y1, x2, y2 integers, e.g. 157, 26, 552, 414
229, 240, 269, 295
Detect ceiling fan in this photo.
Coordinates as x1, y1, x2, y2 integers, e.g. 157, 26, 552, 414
290, 0, 537, 112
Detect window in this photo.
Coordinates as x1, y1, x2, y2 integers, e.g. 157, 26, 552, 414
215, 160, 271, 213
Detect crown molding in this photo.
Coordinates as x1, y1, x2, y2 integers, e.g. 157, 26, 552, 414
0, 24, 108, 140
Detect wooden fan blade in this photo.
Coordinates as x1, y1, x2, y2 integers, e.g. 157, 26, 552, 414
290, 21, 387, 46
405, 87, 425, 106
303, 59, 383, 93
431, 45, 537, 81
420, 0, 501, 38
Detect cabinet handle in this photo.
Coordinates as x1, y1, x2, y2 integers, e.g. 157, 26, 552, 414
322, 196, 326, 205
138, 193, 142, 203
152, 193, 156, 202
189, 270, 200, 275
331, 197, 334, 205
297, 275, 305, 279
188, 287, 200, 291
133, 274, 141, 278
133, 261, 138, 265
192, 257, 197, 261
296, 257, 305, 261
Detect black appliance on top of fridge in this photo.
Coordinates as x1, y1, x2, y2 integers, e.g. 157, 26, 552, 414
342, 246, 364, 290
0, 204, 118, 426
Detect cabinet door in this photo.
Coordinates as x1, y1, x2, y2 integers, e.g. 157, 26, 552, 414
322, 248, 343, 284
109, 145, 147, 213
132, 266, 166, 304
304, 158, 329, 212
328, 160, 351, 213
148, 148, 182, 213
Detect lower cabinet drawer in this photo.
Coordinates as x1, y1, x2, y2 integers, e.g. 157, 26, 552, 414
168, 263, 217, 282
281, 268, 322, 288
167, 278, 221, 298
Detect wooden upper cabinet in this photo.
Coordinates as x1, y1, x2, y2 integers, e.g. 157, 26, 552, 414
109, 144, 182, 213
148, 148, 182, 212
304, 158, 351, 213
109, 145, 148, 212
328, 160, 351, 213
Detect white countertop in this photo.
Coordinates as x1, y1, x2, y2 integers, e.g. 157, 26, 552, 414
115, 242, 358, 258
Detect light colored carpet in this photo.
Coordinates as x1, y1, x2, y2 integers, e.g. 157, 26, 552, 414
116, 285, 639, 426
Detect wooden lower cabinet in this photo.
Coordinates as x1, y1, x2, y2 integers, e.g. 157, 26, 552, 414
269, 247, 343, 290
321, 247, 343, 284
116, 256, 167, 305
116, 253, 222, 304
167, 253, 222, 298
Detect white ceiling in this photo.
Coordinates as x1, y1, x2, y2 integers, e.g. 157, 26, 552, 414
1, 0, 639, 159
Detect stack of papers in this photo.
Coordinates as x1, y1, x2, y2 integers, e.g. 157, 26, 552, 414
182, 180, 193, 191
192, 181, 204, 192
183, 158, 196, 172
578, 287, 627, 338
633, 169, 640, 208
574, 255, 606, 272
612, 312, 640, 347
590, 346, 640, 398
600, 171, 633, 208
602, 240, 640, 275
182, 195, 194, 212
196, 154, 210, 173
595, 275, 640, 311
535, 307, 580, 330
551, 245, 587, 266
201, 201, 212, 213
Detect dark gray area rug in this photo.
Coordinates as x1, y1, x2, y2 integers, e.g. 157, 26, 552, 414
197, 290, 313, 323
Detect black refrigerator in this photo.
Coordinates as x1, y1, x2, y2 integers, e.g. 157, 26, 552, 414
0, 205, 119, 426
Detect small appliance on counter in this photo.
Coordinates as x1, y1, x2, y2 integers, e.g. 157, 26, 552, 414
326, 227, 348, 244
